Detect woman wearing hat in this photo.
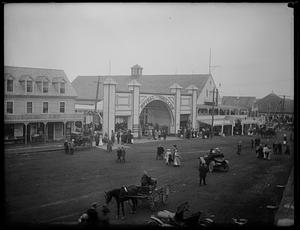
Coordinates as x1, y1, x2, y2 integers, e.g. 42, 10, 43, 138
173, 145, 181, 167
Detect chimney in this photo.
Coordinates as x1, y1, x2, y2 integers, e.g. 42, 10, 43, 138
131, 64, 143, 79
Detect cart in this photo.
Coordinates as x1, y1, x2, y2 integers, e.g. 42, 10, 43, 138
128, 185, 170, 211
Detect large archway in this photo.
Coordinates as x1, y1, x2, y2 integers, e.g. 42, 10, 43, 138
139, 100, 174, 136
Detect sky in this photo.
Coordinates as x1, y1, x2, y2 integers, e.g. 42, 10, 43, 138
4, 3, 294, 99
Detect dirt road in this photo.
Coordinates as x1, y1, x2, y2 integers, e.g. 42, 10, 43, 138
5, 133, 293, 226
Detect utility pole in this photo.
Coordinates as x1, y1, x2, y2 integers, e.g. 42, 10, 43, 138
209, 48, 211, 74
211, 88, 215, 138
278, 94, 291, 114
95, 76, 101, 112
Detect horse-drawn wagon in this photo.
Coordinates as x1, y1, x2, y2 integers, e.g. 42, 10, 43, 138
105, 173, 170, 219
129, 184, 170, 211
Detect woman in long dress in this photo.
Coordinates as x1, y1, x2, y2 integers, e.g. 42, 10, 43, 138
173, 146, 181, 167
165, 149, 172, 165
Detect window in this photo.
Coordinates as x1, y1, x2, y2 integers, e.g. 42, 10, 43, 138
27, 102, 33, 113
59, 102, 65, 113
60, 82, 65, 94
7, 101, 13, 114
7, 79, 13, 92
27, 80, 33, 93
43, 102, 48, 113
36, 81, 42, 91
43, 81, 49, 93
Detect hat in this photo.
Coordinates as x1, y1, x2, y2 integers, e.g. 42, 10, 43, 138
173, 145, 177, 148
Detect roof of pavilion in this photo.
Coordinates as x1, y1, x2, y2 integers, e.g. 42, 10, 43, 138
72, 74, 210, 101
221, 96, 257, 109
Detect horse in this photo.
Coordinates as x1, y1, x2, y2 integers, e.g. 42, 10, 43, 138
104, 185, 138, 219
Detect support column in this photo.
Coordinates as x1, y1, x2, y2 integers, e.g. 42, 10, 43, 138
63, 121, 67, 139
43, 122, 47, 142
53, 123, 56, 141
186, 85, 198, 130
24, 123, 28, 144
221, 124, 224, 135
128, 79, 141, 138
103, 77, 117, 140
170, 83, 183, 135
231, 123, 234, 136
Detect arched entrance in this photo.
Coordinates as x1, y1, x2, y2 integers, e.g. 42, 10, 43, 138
139, 100, 174, 136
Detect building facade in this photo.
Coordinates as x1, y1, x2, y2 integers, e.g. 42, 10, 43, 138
4, 66, 83, 144
72, 64, 260, 138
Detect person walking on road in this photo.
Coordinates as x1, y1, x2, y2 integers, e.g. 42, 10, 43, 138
111, 130, 115, 146
156, 144, 164, 160
199, 162, 209, 186
117, 130, 121, 144
173, 148, 181, 167
107, 139, 112, 152
69, 139, 75, 155
95, 133, 100, 146
237, 141, 242, 155
263, 144, 271, 160
64, 139, 69, 154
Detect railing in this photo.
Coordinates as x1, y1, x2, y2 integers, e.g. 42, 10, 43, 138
4, 113, 83, 121
197, 115, 248, 120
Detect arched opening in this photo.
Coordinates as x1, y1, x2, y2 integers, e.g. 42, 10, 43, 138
139, 100, 174, 136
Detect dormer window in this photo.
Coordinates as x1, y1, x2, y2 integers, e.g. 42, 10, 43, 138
27, 80, 33, 93
35, 76, 50, 93
7, 79, 13, 92
52, 77, 66, 94
5, 73, 15, 93
43, 81, 49, 93
20, 75, 34, 93
60, 82, 65, 94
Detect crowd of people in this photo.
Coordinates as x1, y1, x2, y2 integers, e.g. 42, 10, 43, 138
177, 127, 211, 139
251, 133, 291, 160
156, 144, 181, 167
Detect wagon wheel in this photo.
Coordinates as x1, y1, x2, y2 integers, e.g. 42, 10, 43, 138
162, 186, 170, 204
223, 163, 229, 172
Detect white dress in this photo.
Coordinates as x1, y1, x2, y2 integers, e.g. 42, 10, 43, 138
173, 150, 181, 166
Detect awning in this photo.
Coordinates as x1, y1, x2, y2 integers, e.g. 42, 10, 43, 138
75, 101, 103, 111
197, 118, 234, 126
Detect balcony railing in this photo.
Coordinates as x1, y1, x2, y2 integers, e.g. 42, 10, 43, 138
197, 115, 248, 120
5, 113, 83, 122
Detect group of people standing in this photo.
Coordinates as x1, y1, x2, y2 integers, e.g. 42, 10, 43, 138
252, 133, 291, 160
156, 144, 181, 167
151, 129, 167, 140
64, 139, 75, 154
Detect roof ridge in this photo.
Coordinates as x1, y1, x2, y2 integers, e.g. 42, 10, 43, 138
5, 65, 64, 71
75, 74, 210, 77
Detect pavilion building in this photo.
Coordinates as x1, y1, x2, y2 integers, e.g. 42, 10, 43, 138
72, 64, 259, 138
